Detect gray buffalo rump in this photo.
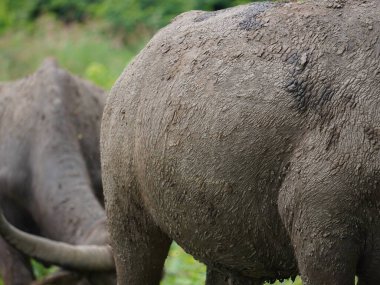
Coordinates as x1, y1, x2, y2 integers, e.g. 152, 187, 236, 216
0, 59, 114, 285
100, 0, 380, 285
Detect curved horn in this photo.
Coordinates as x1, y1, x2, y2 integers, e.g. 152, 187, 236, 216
0, 213, 114, 271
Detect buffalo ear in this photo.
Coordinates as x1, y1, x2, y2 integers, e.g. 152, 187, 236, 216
31, 271, 84, 285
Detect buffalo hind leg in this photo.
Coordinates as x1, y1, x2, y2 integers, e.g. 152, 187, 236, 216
286, 194, 359, 284
279, 156, 362, 285
294, 234, 358, 285
105, 181, 171, 284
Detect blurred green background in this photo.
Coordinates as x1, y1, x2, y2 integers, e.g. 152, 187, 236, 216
0, 0, 258, 89
0, 0, 304, 284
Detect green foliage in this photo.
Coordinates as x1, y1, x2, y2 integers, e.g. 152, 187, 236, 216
32, 0, 99, 22
83, 0, 259, 33
162, 243, 206, 285
0, 0, 36, 32
0, 0, 260, 37
0, 15, 142, 88
30, 260, 58, 280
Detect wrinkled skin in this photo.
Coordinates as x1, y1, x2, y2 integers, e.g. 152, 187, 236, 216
0, 59, 114, 284
101, 0, 380, 284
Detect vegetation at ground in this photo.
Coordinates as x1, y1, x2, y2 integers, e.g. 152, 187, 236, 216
0, 0, 307, 284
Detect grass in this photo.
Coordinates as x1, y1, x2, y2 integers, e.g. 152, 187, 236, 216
0, 15, 147, 89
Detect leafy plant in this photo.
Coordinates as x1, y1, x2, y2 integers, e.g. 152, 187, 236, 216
162, 243, 206, 285
31, 259, 58, 280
